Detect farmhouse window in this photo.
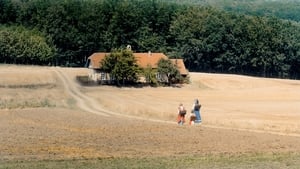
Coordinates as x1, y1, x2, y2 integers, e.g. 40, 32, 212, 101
101, 72, 106, 80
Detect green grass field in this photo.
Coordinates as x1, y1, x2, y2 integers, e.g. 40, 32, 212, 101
1, 153, 300, 169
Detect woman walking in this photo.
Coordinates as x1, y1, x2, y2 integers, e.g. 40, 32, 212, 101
192, 99, 202, 124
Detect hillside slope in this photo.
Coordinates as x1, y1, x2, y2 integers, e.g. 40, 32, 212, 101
1, 65, 300, 161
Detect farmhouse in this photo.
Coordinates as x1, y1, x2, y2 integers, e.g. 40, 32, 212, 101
86, 52, 188, 83
170, 59, 189, 77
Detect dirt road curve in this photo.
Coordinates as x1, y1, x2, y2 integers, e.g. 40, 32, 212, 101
53, 67, 175, 124
53, 67, 300, 137
53, 68, 111, 117
1, 65, 300, 160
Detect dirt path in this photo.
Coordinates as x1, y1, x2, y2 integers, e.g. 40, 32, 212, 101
53, 67, 111, 117
53, 67, 175, 124
53, 67, 300, 137
1, 65, 300, 161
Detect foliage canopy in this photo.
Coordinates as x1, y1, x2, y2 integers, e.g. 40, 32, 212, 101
157, 58, 181, 85
101, 48, 141, 86
0, 25, 55, 65
1, 0, 300, 79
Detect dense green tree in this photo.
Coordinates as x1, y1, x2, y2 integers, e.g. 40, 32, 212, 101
170, 7, 228, 71
167, 0, 300, 22
0, 0, 17, 24
170, 6, 300, 78
157, 58, 181, 85
0, 25, 56, 65
101, 48, 141, 86
0, 0, 300, 79
221, 0, 300, 22
143, 64, 158, 85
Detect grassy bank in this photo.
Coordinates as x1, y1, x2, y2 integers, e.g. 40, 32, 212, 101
0, 98, 55, 109
1, 153, 300, 169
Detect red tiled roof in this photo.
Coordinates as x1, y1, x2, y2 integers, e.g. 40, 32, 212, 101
170, 59, 188, 75
88, 52, 167, 69
135, 52, 168, 69
88, 53, 109, 69
87, 52, 188, 75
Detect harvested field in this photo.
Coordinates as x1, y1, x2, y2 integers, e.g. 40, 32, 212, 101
2, 108, 300, 160
84, 71, 300, 137
1, 65, 300, 168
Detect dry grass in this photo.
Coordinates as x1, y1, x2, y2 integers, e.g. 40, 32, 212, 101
0, 65, 56, 85
82, 72, 300, 136
0, 65, 68, 109
1, 64, 300, 136
1, 153, 300, 169
1, 65, 300, 168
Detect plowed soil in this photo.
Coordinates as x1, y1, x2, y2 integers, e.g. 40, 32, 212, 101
1, 65, 300, 161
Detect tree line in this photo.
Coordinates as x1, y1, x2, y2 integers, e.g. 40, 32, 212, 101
168, 0, 300, 22
0, 0, 300, 79
221, 0, 300, 22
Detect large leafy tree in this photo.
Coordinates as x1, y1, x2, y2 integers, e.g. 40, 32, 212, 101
0, 25, 56, 65
0, 0, 300, 79
0, 0, 17, 24
157, 58, 181, 85
169, 6, 300, 78
143, 64, 158, 86
170, 7, 227, 72
101, 48, 141, 86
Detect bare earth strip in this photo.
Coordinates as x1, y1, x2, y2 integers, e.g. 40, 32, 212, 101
1, 65, 300, 161
58, 67, 300, 137
53, 68, 111, 117
53, 67, 174, 123
2, 108, 300, 161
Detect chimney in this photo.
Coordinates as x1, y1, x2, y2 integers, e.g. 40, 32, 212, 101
148, 51, 152, 57
126, 45, 132, 51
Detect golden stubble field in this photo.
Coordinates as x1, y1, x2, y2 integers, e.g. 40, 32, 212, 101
1, 64, 300, 161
